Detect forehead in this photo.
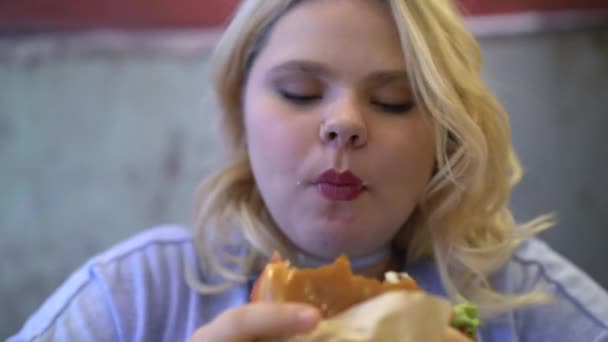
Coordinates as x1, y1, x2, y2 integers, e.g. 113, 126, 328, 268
253, 0, 407, 77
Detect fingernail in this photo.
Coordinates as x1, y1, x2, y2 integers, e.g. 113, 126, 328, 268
296, 308, 319, 330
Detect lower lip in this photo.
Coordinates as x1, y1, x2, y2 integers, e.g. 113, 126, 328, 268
316, 183, 365, 201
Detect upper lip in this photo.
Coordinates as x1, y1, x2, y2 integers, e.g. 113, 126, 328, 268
314, 169, 364, 186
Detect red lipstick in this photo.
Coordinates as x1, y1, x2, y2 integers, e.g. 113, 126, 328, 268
313, 169, 365, 201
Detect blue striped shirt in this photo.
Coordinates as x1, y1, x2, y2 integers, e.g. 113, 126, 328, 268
9, 225, 608, 341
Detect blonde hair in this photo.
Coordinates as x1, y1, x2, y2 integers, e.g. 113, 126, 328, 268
188, 0, 553, 318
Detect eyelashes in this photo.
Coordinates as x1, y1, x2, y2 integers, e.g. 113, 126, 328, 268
279, 89, 322, 104
370, 100, 415, 113
279, 90, 415, 114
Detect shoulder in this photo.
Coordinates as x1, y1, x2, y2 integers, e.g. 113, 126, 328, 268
82, 223, 198, 310
87, 223, 198, 302
9, 224, 202, 342
502, 238, 608, 341
92, 224, 194, 264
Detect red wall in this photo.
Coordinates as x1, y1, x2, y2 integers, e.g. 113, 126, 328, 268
461, 0, 608, 15
0, 0, 240, 31
0, 0, 606, 32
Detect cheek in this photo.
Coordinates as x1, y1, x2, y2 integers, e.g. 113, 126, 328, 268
246, 107, 288, 159
243, 92, 314, 177
379, 119, 436, 187
244, 90, 279, 149
403, 118, 435, 164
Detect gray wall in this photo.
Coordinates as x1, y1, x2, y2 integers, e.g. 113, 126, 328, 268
1, 28, 607, 338
481, 29, 608, 281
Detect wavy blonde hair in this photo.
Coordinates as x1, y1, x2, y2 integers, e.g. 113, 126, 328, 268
188, 0, 553, 318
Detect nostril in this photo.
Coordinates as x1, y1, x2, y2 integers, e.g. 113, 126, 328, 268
350, 135, 359, 144
328, 131, 338, 140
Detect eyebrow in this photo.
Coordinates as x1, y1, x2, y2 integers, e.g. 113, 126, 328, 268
268, 60, 409, 83
269, 60, 333, 77
365, 71, 409, 84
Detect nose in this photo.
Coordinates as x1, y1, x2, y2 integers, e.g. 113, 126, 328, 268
319, 101, 368, 149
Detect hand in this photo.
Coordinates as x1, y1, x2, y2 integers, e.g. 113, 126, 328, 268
190, 302, 471, 342
189, 302, 321, 342
445, 326, 475, 342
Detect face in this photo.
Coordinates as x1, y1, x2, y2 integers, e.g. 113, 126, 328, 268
243, 0, 435, 259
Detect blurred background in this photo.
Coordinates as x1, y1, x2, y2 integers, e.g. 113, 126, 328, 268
1, 0, 607, 338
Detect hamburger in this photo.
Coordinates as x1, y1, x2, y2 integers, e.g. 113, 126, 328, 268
250, 252, 480, 340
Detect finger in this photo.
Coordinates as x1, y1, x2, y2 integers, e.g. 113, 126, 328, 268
191, 302, 320, 342
445, 326, 475, 342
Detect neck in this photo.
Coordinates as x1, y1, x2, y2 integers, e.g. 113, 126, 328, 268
357, 251, 399, 279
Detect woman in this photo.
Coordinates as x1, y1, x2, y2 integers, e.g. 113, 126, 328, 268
10, 0, 608, 341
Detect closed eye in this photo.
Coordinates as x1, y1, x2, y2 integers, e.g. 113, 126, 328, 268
371, 100, 415, 114
279, 90, 322, 104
